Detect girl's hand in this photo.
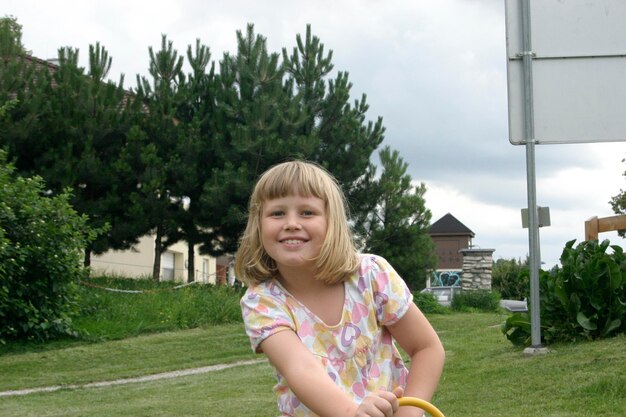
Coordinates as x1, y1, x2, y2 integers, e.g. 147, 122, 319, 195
354, 390, 399, 417
392, 387, 424, 417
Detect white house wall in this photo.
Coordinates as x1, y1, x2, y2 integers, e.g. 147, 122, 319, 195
91, 235, 217, 284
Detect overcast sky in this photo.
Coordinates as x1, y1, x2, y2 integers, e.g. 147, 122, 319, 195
5, 0, 626, 268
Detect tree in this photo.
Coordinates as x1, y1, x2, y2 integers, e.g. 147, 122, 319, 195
609, 158, 626, 237
134, 34, 187, 281
198, 24, 315, 258
166, 39, 218, 282
183, 24, 392, 271
0, 39, 148, 267
283, 25, 384, 211
63, 44, 149, 263
356, 147, 436, 290
0, 15, 25, 60
0, 16, 44, 169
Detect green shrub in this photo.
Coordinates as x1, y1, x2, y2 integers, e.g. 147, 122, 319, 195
451, 290, 501, 312
413, 291, 450, 314
502, 239, 626, 346
491, 257, 529, 300
0, 151, 95, 342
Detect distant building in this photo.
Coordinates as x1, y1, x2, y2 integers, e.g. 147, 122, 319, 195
428, 213, 494, 292
91, 235, 218, 284
429, 213, 475, 270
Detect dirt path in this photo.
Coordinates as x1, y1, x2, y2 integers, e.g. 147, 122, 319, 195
0, 358, 265, 397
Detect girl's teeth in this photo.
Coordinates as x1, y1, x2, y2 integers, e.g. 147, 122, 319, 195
284, 240, 303, 244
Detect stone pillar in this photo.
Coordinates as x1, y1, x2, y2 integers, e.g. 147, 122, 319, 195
459, 248, 495, 291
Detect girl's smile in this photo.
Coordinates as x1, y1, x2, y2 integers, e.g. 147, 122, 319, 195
261, 194, 328, 273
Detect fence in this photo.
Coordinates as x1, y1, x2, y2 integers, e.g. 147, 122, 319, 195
584, 214, 626, 240
89, 258, 218, 283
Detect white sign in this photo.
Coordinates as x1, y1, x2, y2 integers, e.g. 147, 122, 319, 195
505, 0, 626, 144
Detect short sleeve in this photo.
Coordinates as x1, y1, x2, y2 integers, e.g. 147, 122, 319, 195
366, 255, 413, 326
240, 282, 296, 353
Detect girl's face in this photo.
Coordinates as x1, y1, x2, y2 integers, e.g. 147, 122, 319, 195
260, 194, 328, 274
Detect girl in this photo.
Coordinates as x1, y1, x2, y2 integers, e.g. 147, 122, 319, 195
236, 160, 445, 417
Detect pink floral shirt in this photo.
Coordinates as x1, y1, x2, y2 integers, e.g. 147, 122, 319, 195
240, 254, 413, 417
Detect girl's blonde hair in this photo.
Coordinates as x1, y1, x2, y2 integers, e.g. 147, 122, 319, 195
235, 160, 359, 285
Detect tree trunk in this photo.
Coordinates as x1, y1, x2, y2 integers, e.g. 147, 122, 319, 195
187, 243, 195, 283
83, 247, 92, 277
152, 225, 163, 282
84, 247, 92, 266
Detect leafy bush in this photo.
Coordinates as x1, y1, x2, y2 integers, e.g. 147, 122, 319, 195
451, 290, 501, 312
413, 291, 450, 314
502, 239, 626, 346
0, 151, 95, 342
491, 257, 529, 300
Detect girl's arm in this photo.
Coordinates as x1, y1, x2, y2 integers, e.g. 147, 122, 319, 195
261, 329, 400, 417
387, 303, 445, 417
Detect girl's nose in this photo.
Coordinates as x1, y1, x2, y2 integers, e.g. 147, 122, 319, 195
284, 214, 301, 230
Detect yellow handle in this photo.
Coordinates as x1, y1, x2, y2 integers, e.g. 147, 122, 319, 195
398, 397, 445, 417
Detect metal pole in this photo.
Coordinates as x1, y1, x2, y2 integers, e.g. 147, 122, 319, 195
520, 0, 544, 350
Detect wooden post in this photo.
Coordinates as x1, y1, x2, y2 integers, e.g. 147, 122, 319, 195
585, 216, 599, 241
585, 214, 626, 241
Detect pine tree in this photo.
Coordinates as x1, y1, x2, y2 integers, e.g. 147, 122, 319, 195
134, 34, 186, 281
283, 25, 384, 208
167, 39, 217, 282
198, 24, 315, 258
0, 28, 148, 266
70, 43, 149, 264
0, 18, 53, 178
358, 147, 436, 290
0, 15, 25, 60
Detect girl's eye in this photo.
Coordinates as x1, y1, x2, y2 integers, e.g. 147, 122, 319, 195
270, 210, 284, 217
301, 210, 314, 216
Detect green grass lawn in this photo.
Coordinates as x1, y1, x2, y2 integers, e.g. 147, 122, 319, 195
2, 313, 624, 416
0, 324, 254, 391
428, 314, 625, 417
